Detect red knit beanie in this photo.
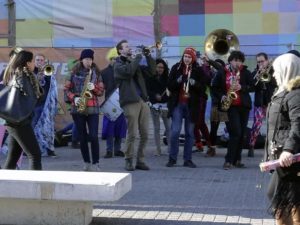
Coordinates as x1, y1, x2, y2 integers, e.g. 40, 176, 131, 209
183, 47, 197, 63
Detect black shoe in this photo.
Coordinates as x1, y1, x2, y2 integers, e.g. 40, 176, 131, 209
247, 148, 254, 157
71, 141, 80, 149
135, 162, 150, 170
47, 150, 57, 158
104, 151, 113, 158
223, 162, 232, 170
183, 160, 196, 168
114, 151, 125, 157
125, 159, 134, 171
166, 158, 176, 167
233, 161, 245, 168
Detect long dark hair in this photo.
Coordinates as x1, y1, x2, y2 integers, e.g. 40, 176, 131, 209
3, 50, 33, 84
3, 50, 42, 98
156, 58, 169, 78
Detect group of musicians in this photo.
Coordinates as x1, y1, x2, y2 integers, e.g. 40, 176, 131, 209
60, 35, 284, 172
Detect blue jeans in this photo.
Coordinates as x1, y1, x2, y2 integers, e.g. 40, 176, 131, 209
106, 136, 122, 152
169, 103, 195, 162
72, 114, 99, 164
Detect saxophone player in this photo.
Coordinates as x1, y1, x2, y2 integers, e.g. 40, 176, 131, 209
64, 49, 104, 171
211, 50, 254, 170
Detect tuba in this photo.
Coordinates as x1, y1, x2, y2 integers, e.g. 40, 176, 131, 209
204, 29, 239, 62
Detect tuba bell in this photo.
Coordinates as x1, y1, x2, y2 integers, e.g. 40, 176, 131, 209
204, 29, 239, 62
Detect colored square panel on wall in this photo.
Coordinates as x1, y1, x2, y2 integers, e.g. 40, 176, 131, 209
160, 3, 179, 16
16, 19, 53, 39
112, 0, 154, 16
0, 20, 8, 33
0, 39, 7, 46
262, 0, 279, 13
205, 0, 233, 14
278, 34, 297, 47
233, 13, 262, 35
179, 15, 205, 36
113, 16, 154, 44
91, 38, 114, 47
53, 38, 92, 48
161, 0, 178, 4
233, 0, 261, 13
179, 36, 206, 53
279, 0, 300, 12
279, 13, 297, 34
262, 13, 279, 34
161, 16, 179, 36
179, 0, 204, 15
205, 14, 233, 34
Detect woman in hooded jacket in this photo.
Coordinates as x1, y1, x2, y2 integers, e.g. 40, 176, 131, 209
265, 53, 300, 225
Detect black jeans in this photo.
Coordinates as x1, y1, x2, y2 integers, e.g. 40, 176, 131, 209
72, 113, 99, 164
225, 106, 249, 164
4, 123, 42, 170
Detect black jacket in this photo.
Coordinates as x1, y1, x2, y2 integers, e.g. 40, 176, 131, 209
265, 79, 300, 161
101, 64, 116, 99
145, 73, 169, 104
114, 55, 156, 107
211, 65, 254, 110
167, 61, 206, 123
252, 67, 277, 107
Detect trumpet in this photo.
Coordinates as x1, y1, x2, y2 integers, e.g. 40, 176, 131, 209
131, 41, 162, 57
254, 61, 272, 85
39, 60, 54, 76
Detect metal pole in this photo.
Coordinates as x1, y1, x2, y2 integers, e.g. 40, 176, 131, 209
7, 0, 16, 47
153, 0, 161, 58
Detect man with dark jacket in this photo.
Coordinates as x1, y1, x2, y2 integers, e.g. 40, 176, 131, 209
114, 40, 156, 171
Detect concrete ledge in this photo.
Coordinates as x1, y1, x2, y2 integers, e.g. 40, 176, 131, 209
0, 170, 132, 225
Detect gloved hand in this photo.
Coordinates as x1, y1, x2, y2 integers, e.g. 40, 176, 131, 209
87, 82, 95, 91
142, 47, 151, 56
74, 97, 81, 106
189, 78, 196, 86
177, 75, 183, 83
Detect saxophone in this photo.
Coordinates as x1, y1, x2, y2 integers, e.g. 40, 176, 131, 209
77, 68, 93, 113
221, 70, 240, 111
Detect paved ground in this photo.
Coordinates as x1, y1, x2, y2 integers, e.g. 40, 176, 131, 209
0, 136, 275, 225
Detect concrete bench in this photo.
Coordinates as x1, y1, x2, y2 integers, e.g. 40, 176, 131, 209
0, 170, 131, 225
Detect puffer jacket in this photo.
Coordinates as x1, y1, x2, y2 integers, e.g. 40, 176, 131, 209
265, 77, 300, 162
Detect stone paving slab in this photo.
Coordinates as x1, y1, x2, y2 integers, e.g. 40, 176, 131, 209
0, 137, 274, 225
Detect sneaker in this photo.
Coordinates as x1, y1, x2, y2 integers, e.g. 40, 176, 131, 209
125, 159, 134, 171
91, 163, 100, 171
135, 162, 150, 170
166, 158, 176, 167
223, 162, 232, 170
247, 147, 254, 157
47, 150, 57, 158
183, 160, 197, 168
114, 151, 125, 157
83, 163, 91, 171
104, 151, 113, 158
195, 142, 204, 152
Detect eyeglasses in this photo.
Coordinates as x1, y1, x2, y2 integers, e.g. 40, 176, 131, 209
257, 60, 265, 64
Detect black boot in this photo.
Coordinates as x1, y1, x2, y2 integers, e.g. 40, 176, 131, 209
248, 147, 254, 157
125, 158, 134, 171
104, 151, 113, 158
135, 161, 150, 170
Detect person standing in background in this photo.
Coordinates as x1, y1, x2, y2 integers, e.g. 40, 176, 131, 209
101, 47, 126, 158
32, 53, 58, 157
145, 58, 170, 156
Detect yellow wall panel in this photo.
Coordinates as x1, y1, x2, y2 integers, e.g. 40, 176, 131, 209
233, 13, 262, 34
112, 0, 154, 16
262, 13, 279, 34
233, 0, 262, 13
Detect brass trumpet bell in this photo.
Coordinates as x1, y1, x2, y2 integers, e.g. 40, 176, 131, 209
204, 29, 239, 62
42, 64, 54, 76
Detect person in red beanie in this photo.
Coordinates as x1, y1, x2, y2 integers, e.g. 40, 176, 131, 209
166, 47, 206, 168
